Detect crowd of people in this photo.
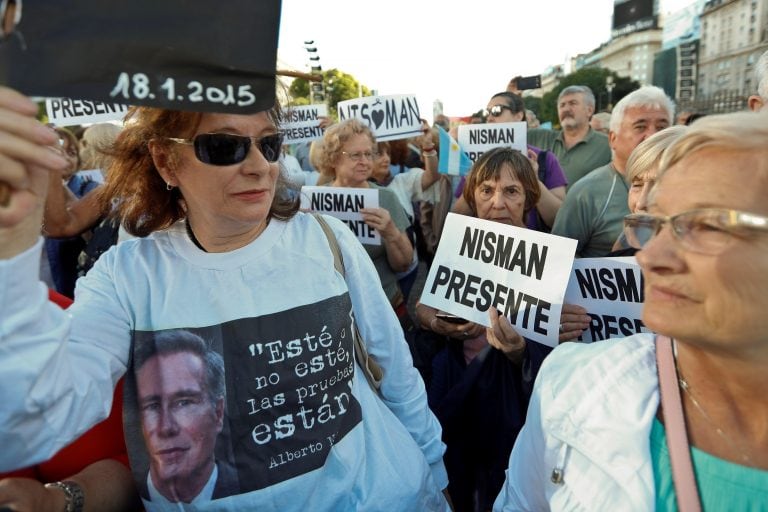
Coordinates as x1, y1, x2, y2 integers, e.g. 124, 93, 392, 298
0, 45, 767, 512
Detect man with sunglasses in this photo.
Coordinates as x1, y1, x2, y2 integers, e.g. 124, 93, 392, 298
527, 85, 611, 187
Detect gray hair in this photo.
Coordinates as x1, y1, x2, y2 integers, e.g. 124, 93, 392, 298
755, 50, 768, 98
609, 86, 674, 134
558, 85, 596, 109
134, 329, 226, 405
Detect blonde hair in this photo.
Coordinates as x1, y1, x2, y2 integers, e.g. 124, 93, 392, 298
317, 119, 375, 182
625, 126, 687, 182
80, 123, 122, 171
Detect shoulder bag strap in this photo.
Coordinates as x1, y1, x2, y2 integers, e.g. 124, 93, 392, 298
656, 334, 702, 512
312, 213, 383, 391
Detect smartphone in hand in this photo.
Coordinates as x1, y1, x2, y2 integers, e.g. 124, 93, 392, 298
435, 312, 468, 324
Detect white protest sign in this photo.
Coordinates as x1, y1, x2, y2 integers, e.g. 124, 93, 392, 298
564, 257, 651, 342
300, 186, 381, 245
457, 122, 527, 162
280, 104, 328, 144
420, 213, 577, 347
337, 94, 422, 141
46, 98, 128, 126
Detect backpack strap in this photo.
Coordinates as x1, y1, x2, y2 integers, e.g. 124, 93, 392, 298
312, 213, 384, 391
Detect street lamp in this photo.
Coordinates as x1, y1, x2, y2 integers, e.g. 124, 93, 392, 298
303, 41, 322, 104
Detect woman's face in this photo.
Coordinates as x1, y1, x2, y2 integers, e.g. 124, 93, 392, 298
636, 148, 768, 349
333, 133, 374, 187
156, 111, 279, 236
59, 137, 79, 180
627, 166, 658, 213
473, 165, 527, 227
486, 98, 525, 124
371, 145, 390, 183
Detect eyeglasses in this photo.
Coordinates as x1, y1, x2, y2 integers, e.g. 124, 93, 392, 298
167, 132, 284, 166
623, 208, 768, 255
482, 105, 515, 118
341, 150, 378, 162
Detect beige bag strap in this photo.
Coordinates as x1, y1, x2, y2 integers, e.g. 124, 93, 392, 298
313, 214, 383, 391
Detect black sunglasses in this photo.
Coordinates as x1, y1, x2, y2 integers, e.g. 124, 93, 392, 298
482, 105, 515, 118
168, 132, 284, 166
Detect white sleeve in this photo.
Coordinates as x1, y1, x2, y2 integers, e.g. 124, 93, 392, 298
0, 239, 129, 471
325, 215, 448, 489
493, 363, 551, 512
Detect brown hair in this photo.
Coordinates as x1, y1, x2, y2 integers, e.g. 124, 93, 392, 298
462, 147, 540, 216
100, 104, 297, 237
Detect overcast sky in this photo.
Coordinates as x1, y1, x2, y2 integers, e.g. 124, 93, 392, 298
278, 0, 699, 119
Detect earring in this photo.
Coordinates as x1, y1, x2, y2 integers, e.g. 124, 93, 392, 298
166, 182, 173, 191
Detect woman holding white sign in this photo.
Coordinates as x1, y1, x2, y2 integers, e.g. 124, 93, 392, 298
318, 119, 415, 317
417, 147, 556, 512
0, 86, 450, 511
494, 111, 768, 511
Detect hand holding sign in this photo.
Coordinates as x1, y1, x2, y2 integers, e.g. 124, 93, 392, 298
487, 307, 526, 362
0, 86, 69, 256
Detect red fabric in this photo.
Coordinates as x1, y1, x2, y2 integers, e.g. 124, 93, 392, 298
0, 291, 129, 480
48, 289, 73, 309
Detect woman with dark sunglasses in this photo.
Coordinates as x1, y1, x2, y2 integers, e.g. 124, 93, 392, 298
0, 86, 451, 511
453, 92, 568, 233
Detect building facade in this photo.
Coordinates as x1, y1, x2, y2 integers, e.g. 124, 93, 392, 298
698, 0, 768, 97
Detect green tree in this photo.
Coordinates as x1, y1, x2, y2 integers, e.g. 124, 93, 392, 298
522, 96, 542, 117
540, 67, 640, 126
288, 69, 371, 119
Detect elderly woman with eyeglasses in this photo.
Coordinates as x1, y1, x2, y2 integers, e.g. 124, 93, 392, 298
317, 119, 414, 318
494, 111, 768, 511
0, 86, 450, 511
416, 147, 556, 512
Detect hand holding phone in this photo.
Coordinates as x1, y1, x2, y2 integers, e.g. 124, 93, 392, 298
435, 312, 468, 325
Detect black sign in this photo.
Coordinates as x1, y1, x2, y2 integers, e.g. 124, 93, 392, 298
0, 0, 281, 113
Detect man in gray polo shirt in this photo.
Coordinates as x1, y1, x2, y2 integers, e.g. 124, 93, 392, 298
552, 86, 673, 257
528, 85, 612, 187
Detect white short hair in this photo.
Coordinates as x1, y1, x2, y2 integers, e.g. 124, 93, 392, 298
609, 86, 674, 134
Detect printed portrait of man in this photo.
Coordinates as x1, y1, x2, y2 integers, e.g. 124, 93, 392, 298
133, 329, 238, 504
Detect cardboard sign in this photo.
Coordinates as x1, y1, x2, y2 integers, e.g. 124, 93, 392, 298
300, 186, 381, 245
564, 257, 651, 342
280, 104, 328, 144
46, 97, 128, 126
0, 0, 280, 113
420, 213, 577, 347
337, 94, 422, 142
457, 122, 527, 162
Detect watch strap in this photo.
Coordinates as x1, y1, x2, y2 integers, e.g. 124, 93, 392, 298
45, 480, 85, 512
